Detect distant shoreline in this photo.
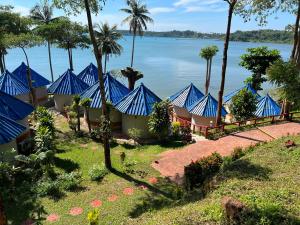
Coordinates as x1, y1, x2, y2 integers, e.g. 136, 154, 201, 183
119, 29, 293, 45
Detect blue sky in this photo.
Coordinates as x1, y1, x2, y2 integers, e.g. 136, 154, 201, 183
3, 0, 295, 32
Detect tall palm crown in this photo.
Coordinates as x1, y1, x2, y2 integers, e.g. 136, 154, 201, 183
121, 0, 153, 67
121, 0, 153, 35
95, 22, 123, 73
30, 0, 54, 24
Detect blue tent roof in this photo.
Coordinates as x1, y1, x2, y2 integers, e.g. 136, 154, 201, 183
169, 83, 204, 109
224, 83, 260, 103
115, 83, 162, 116
48, 69, 89, 95
255, 94, 281, 117
77, 63, 99, 86
0, 113, 26, 144
0, 91, 34, 121
0, 70, 30, 96
188, 93, 227, 117
12, 62, 51, 88
80, 73, 130, 108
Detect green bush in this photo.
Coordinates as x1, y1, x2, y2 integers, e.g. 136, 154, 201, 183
184, 152, 223, 190
171, 122, 181, 138
180, 126, 192, 143
88, 164, 109, 181
87, 209, 100, 225
231, 147, 245, 160
37, 179, 61, 197
128, 128, 142, 143
58, 171, 82, 191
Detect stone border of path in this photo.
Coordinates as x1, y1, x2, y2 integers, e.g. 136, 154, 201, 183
152, 122, 300, 183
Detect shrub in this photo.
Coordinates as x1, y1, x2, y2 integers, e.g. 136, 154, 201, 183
128, 128, 142, 143
58, 171, 82, 191
180, 126, 192, 143
148, 100, 171, 141
37, 179, 61, 197
87, 209, 100, 225
171, 122, 181, 138
231, 147, 245, 161
88, 164, 109, 181
184, 152, 223, 190
122, 160, 137, 174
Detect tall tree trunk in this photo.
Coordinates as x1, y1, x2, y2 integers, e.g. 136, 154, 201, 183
104, 53, 108, 74
130, 28, 137, 68
291, 0, 300, 60
128, 76, 135, 91
67, 47, 74, 71
205, 59, 209, 95
47, 40, 54, 82
216, 1, 236, 126
21, 47, 37, 107
77, 106, 80, 132
2, 54, 5, 71
84, 0, 112, 170
207, 58, 212, 94
0, 52, 4, 74
0, 195, 7, 225
70, 49, 74, 71
86, 107, 91, 133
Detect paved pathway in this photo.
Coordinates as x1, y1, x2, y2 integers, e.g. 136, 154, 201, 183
152, 122, 300, 183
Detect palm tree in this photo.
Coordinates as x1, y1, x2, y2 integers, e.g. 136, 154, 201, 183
121, 67, 143, 90
200, 45, 219, 95
80, 98, 92, 133
216, 0, 238, 126
72, 95, 81, 132
30, 0, 60, 82
95, 23, 123, 74
121, 0, 153, 67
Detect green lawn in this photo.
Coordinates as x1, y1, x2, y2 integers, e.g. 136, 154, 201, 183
7, 115, 300, 225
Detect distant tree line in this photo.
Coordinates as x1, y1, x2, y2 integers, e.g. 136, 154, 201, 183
118, 29, 293, 44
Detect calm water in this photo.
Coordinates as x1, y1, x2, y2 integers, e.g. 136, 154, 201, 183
5, 36, 292, 98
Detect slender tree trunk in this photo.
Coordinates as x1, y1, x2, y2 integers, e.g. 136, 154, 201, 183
207, 58, 212, 94
21, 47, 37, 107
77, 106, 80, 132
0, 52, 4, 74
70, 49, 74, 71
2, 54, 5, 71
216, 1, 236, 126
291, 0, 300, 60
128, 77, 135, 91
205, 59, 209, 95
86, 107, 91, 133
130, 28, 137, 68
84, 0, 112, 170
104, 53, 108, 74
47, 40, 54, 82
0, 195, 7, 225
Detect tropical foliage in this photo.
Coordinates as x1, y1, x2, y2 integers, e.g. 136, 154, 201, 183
120, 67, 144, 90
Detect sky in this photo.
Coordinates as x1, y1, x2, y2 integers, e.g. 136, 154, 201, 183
2, 0, 296, 33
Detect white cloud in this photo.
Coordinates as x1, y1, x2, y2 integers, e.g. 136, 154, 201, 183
11, 5, 30, 16
149, 7, 176, 15
174, 0, 226, 13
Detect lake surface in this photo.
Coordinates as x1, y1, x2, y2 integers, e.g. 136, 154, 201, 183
5, 36, 292, 99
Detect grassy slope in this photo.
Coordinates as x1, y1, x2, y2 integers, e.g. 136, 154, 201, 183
129, 136, 300, 225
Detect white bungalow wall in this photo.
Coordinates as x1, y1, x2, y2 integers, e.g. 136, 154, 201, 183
122, 115, 152, 138
191, 114, 215, 132
53, 94, 73, 112
35, 86, 48, 105
86, 107, 122, 130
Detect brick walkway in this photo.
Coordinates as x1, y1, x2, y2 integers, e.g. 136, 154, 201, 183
152, 122, 300, 183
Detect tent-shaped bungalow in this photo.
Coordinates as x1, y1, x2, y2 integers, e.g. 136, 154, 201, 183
48, 69, 89, 112
12, 62, 51, 105
188, 93, 227, 130
255, 94, 281, 118
77, 63, 99, 86
0, 113, 27, 160
0, 91, 34, 127
224, 83, 260, 104
0, 70, 31, 103
115, 83, 162, 138
80, 73, 130, 130
169, 83, 204, 120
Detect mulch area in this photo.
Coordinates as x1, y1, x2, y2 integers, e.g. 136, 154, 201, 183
152, 122, 300, 183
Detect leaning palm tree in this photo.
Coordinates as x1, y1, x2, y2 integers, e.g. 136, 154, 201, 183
200, 45, 219, 95
121, 0, 153, 67
30, 0, 60, 82
216, 0, 238, 126
121, 67, 143, 91
95, 23, 123, 74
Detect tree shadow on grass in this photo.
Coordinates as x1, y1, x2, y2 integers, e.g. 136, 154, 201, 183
53, 157, 80, 173
220, 159, 272, 181
159, 140, 186, 149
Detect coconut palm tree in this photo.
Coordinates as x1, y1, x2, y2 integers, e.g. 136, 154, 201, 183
30, 0, 60, 82
200, 45, 219, 95
121, 67, 143, 91
95, 23, 123, 74
121, 0, 153, 67
216, 0, 238, 126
